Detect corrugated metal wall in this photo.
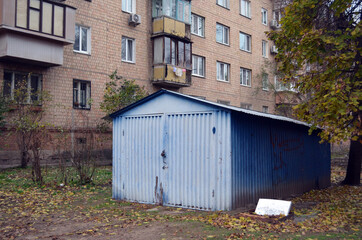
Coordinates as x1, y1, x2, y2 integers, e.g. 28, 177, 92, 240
231, 112, 330, 209
113, 110, 233, 211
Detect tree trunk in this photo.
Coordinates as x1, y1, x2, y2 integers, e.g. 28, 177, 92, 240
342, 137, 361, 185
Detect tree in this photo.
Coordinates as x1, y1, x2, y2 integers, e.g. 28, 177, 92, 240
0, 91, 8, 132
5, 76, 52, 184
268, 0, 361, 185
100, 70, 148, 115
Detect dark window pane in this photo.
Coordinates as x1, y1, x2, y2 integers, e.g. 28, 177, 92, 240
30, 75, 39, 102
185, 43, 191, 69
74, 26, 80, 51
178, 41, 184, 66
3, 72, 12, 98
14, 73, 27, 101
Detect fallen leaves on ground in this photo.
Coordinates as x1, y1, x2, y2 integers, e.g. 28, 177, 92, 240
0, 166, 361, 239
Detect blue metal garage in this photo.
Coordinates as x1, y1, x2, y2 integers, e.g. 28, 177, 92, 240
110, 89, 330, 211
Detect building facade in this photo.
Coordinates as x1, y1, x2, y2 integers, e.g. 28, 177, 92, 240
0, 0, 286, 166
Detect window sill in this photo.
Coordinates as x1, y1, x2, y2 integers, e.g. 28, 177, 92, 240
216, 41, 230, 47
262, 56, 268, 59
262, 23, 268, 26
240, 84, 251, 88
240, 14, 251, 20
216, 4, 230, 10
122, 10, 135, 14
73, 106, 91, 111
122, 60, 136, 64
217, 79, 230, 83
240, 49, 252, 54
192, 74, 205, 79
191, 33, 205, 38
9, 105, 42, 112
73, 50, 91, 56
262, 89, 269, 92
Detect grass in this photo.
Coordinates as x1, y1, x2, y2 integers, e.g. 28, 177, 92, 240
0, 165, 361, 239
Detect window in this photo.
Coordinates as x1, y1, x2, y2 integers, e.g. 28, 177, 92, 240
240, 0, 251, 18
262, 40, 268, 58
122, 0, 135, 13
240, 68, 251, 86
216, 23, 229, 45
192, 55, 205, 77
262, 73, 269, 90
262, 8, 268, 25
153, 37, 191, 69
191, 14, 205, 37
217, 100, 230, 106
217, 61, 230, 82
74, 25, 91, 54
262, 106, 269, 113
152, 0, 191, 24
275, 76, 296, 92
73, 80, 91, 109
273, 10, 282, 25
122, 37, 135, 63
239, 32, 251, 52
240, 103, 252, 110
217, 0, 229, 9
15, 0, 65, 37
3, 71, 42, 104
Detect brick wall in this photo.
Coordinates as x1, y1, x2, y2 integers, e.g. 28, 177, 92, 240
0, 0, 279, 166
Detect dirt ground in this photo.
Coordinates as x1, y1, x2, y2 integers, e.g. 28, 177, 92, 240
0, 156, 361, 240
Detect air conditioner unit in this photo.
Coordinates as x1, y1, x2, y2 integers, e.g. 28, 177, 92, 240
129, 14, 141, 26
270, 19, 278, 29
271, 45, 278, 54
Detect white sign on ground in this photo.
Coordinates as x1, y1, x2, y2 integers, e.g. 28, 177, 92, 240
255, 199, 292, 216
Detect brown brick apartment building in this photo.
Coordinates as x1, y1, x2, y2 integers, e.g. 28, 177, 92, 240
0, 0, 288, 167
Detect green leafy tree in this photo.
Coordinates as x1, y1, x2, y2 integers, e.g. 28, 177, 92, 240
268, 0, 361, 185
100, 70, 148, 115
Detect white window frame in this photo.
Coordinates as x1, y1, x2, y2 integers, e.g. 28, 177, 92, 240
192, 55, 205, 77
217, 61, 230, 82
262, 106, 269, 113
122, 0, 136, 14
73, 80, 91, 110
262, 8, 268, 25
3, 71, 42, 104
239, 32, 251, 52
240, 0, 251, 18
262, 40, 268, 58
262, 73, 269, 91
240, 67, 251, 86
217, 0, 230, 9
122, 36, 135, 63
191, 14, 205, 37
275, 75, 297, 92
74, 25, 91, 54
216, 23, 229, 45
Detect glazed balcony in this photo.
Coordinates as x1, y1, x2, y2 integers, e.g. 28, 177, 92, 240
153, 16, 191, 41
0, 0, 76, 66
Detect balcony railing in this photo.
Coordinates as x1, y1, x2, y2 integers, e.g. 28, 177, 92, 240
152, 64, 191, 88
